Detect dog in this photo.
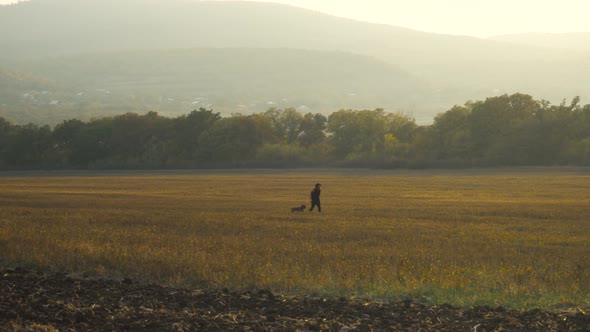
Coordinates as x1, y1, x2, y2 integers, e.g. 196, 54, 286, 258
291, 204, 306, 213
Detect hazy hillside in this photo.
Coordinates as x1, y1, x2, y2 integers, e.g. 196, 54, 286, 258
490, 32, 590, 51
0, 48, 433, 125
0, 0, 568, 66
1, 0, 589, 124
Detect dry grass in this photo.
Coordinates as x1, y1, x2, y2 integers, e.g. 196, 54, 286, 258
1, 169, 589, 309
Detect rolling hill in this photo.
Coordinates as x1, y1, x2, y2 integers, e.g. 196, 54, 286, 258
1, 0, 589, 124
0, 48, 433, 124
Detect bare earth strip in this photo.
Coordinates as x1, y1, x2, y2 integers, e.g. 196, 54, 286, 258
2, 268, 589, 331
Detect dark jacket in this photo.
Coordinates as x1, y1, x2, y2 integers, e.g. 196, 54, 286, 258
310, 188, 321, 203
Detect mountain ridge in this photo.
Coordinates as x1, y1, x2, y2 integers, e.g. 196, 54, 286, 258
489, 32, 590, 50
0, 0, 565, 62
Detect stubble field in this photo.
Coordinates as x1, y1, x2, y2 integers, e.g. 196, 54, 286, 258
1, 169, 589, 314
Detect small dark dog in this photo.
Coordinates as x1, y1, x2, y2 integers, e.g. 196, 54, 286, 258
291, 204, 306, 213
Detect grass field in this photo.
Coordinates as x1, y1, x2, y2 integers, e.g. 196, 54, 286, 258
1, 169, 589, 310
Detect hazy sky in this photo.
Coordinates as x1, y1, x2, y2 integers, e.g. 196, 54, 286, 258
1, 0, 589, 37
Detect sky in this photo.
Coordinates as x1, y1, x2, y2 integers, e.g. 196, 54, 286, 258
1, 0, 590, 38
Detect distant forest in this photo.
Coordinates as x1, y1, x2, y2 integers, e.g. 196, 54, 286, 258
1, 93, 589, 170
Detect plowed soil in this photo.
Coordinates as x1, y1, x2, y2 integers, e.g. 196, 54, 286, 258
1, 268, 588, 331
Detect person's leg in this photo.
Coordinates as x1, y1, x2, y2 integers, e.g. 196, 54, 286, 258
317, 201, 321, 212
309, 202, 316, 211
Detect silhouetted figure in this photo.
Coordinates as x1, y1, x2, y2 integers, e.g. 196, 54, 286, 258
309, 183, 321, 212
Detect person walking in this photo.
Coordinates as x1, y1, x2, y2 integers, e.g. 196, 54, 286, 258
309, 183, 321, 212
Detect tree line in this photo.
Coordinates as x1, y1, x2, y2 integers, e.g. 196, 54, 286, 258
1, 93, 589, 170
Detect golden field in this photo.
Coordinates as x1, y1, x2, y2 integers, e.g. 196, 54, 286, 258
0, 169, 589, 309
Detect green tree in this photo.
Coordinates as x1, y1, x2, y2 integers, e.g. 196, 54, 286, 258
0, 117, 14, 168
263, 108, 306, 144
570, 103, 590, 163
198, 114, 278, 165
172, 108, 221, 162
71, 118, 113, 168
105, 112, 174, 167
430, 104, 473, 161
297, 112, 327, 147
3, 123, 52, 169
535, 97, 584, 164
52, 119, 87, 167
469, 93, 538, 164
327, 109, 386, 160
327, 109, 416, 162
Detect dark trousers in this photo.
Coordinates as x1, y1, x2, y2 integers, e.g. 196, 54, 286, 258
310, 201, 321, 212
